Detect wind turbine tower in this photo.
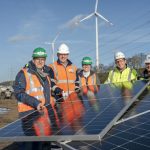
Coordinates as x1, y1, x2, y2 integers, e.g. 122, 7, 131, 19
79, 0, 113, 72
45, 32, 61, 63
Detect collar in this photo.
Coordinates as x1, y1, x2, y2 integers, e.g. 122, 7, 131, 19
25, 60, 48, 73
57, 59, 72, 66
83, 71, 90, 78
116, 65, 127, 72
79, 70, 95, 77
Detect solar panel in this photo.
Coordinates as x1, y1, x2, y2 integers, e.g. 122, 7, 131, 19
60, 82, 150, 150
0, 80, 149, 142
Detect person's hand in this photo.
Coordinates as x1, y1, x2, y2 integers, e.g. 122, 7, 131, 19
75, 87, 81, 93
37, 103, 45, 111
54, 87, 63, 96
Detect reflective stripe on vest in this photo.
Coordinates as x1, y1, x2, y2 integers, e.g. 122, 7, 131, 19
50, 62, 77, 92
57, 80, 75, 84
110, 68, 132, 83
79, 74, 96, 86
18, 69, 47, 112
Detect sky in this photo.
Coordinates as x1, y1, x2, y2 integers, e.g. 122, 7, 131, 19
0, 0, 150, 82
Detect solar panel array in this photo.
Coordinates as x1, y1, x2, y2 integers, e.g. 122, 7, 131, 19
0, 80, 149, 146
61, 83, 150, 150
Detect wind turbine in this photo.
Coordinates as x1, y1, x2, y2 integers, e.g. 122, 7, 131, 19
79, 0, 113, 72
45, 31, 61, 63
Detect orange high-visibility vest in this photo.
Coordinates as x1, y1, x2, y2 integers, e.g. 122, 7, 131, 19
79, 73, 98, 94
50, 61, 77, 93
82, 85, 99, 95
18, 68, 50, 112
79, 73, 96, 86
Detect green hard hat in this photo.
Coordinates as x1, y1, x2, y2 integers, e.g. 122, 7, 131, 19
32, 47, 47, 58
82, 57, 92, 65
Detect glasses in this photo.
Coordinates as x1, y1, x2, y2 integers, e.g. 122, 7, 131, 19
34, 58, 46, 62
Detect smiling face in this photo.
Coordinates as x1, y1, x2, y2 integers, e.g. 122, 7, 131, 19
115, 58, 126, 71
33, 57, 46, 69
82, 64, 91, 72
57, 53, 69, 64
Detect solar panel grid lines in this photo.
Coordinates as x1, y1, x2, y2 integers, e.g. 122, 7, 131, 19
107, 113, 150, 150
117, 89, 150, 122
115, 109, 150, 125
75, 96, 121, 135
63, 112, 150, 149
98, 81, 150, 140
0, 80, 149, 143
63, 81, 150, 150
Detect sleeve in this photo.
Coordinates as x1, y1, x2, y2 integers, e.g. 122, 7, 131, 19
75, 69, 80, 89
13, 70, 40, 109
95, 73, 100, 85
131, 69, 138, 81
104, 71, 112, 84
48, 66, 59, 91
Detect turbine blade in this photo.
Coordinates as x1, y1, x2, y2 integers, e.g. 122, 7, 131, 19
53, 31, 61, 43
96, 12, 113, 25
80, 13, 94, 22
95, 0, 99, 12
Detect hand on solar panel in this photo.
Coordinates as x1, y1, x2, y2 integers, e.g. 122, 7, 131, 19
54, 87, 63, 96
75, 87, 81, 93
37, 103, 45, 111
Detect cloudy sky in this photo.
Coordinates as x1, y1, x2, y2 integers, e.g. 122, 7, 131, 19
0, 0, 150, 82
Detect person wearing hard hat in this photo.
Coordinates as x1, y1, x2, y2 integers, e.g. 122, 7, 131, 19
49, 43, 80, 99
78, 56, 100, 91
13, 47, 61, 149
138, 54, 150, 80
105, 51, 137, 83
14, 47, 61, 114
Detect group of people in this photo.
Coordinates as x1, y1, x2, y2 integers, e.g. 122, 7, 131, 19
105, 51, 150, 83
13, 43, 150, 149
13, 43, 100, 116
13, 43, 150, 115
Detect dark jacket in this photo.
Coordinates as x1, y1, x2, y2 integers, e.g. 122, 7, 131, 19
13, 61, 56, 111
138, 69, 150, 80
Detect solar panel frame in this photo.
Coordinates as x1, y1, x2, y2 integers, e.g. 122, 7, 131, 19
59, 81, 150, 150
0, 80, 149, 142
95, 80, 150, 140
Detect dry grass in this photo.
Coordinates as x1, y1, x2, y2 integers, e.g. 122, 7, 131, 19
0, 99, 19, 150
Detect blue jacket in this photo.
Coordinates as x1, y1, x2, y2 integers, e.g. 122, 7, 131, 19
13, 61, 55, 111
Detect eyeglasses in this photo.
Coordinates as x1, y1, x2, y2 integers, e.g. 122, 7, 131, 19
34, 58, 46, 62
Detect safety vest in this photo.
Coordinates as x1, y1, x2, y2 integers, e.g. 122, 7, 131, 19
79, 73, 99, 94
106, 67, 137, 83
82, 85, 99, 95
50, 61, 77, 93
18, 68, 50, 112
79, 73, 96, 86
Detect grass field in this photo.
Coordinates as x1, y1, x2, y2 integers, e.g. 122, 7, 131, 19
0, 99, 19, 150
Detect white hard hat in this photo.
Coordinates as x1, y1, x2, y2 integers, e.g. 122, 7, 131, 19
57, 43, 69, 54
114, 51, 125, 60
145, 54, 150, 64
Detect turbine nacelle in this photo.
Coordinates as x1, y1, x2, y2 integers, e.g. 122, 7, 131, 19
77, 0, 113, 71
